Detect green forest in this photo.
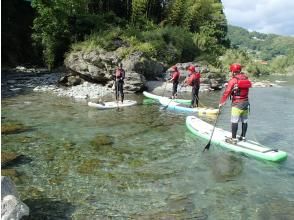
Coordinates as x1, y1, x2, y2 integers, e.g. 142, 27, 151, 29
2, 0, 294, 76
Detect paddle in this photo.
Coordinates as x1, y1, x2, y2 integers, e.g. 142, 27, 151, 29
194, 92, 207, 108
162, 84, 183, 110
202, 105, 222, 152
202, 86, 226, 151
161, 80, 168, 97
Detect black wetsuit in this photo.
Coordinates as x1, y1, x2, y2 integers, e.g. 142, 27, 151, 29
115, 68, 125, 102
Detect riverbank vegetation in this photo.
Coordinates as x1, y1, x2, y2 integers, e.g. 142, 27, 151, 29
3, 0, 294, 77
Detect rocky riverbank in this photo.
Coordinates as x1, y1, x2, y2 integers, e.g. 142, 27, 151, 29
1, 66, 284, 101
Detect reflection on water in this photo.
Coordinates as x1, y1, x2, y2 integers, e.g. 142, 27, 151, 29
2, 77, 294, 219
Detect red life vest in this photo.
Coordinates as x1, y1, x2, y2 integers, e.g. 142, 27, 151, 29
232, 74, 252, 101
171, 71, 180, 82
187, 72, 200, 86
116, 68, 124, 78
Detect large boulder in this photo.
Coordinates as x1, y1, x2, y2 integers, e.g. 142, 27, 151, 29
122, 51, 164, 80
64, 48, 164, 92
1, 176, 29, 220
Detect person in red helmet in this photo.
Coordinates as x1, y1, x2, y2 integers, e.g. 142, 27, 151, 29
168, 65, 181, 99
219, 63, 252, 144
114, 63, 125, 103
183, 64, 201, 108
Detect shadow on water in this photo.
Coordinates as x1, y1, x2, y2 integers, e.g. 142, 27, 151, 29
1, 154, 33, 169
1, 87, 34, 99
1, 69, 50, 99
22, 198, 75, 220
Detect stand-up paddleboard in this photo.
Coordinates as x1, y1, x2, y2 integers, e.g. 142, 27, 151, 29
186, 116, 287, 162
159, 97, 219, 115
88, 100, 137, 109
143, 91, 191, 104
143, 98, 157, 105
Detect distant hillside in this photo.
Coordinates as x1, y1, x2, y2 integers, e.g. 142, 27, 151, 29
227, 25, 294, 61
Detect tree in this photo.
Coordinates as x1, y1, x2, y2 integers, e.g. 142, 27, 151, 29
31, 0, 89, 69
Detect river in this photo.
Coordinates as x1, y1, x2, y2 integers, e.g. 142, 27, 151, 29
2, 75, 294, 219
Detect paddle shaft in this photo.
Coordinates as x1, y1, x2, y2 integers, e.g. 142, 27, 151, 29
162, 84, 183, 109
162, 81, 168, 97
203, 106, 221, 152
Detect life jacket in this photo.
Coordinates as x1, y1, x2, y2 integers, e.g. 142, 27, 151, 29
231, 74, 252, 100
187, 72, 200, 87
115, 68, 124, 78
171, 71, 180, 82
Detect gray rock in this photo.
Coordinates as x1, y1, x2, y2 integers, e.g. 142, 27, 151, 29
64, 48, 164, 92
1, 176, 29, 220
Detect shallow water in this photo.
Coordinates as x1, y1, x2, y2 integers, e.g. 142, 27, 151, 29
2, 76, 294, 219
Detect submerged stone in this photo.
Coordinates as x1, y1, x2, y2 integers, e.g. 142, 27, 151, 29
2, 122, 30, 135
1, 152, 20, 167
212, 153, 243, 182
256, 197, 294, 220
1, 169, 18, 177
77, 159, 101, 175
90, 135, 113, 150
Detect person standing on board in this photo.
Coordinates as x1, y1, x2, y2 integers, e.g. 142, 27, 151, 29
168, 65, 181, 99
114, 63, 125, 103
219, 63, 252, 144
183, 65, 201, 108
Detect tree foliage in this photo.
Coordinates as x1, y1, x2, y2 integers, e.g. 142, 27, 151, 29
2, 0, 41, 66
228, 25, 294, 61
27, 0, 229, 68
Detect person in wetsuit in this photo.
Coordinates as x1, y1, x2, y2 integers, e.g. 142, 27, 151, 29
219, 63, 252, 144
114, 63, 125, 103
168, 65, 181, 99
183, 65, 201, 108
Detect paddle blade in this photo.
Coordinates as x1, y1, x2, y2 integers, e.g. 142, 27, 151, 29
203, 141, 211, 152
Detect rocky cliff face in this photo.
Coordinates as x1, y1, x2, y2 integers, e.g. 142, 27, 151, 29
64, 48, 165, 92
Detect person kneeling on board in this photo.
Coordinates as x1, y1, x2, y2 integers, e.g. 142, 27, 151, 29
219, 63, 252, 144
183, 65, 201, 108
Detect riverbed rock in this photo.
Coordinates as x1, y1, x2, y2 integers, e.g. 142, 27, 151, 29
211, 154, 243, 182
1, 169, 19, 177
90, 135, 113, 151
1, 122, 30, 135
256, 197, 294, 220
1, 176, 29, 220
252, 81, 277, 87
1, 152, 21, 167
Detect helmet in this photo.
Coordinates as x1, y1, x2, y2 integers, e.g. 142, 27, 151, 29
230, 63, 242, 73
187, 65, 195, 72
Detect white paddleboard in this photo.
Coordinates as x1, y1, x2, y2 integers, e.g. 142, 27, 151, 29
88, 100, 137, 109
186, 116, 287, 162
159, 97, 219, 115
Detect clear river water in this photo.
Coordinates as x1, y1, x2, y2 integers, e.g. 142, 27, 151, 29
2, 75, 294, 219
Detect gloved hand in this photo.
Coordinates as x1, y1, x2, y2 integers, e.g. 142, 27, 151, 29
218, 103, 223, 108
